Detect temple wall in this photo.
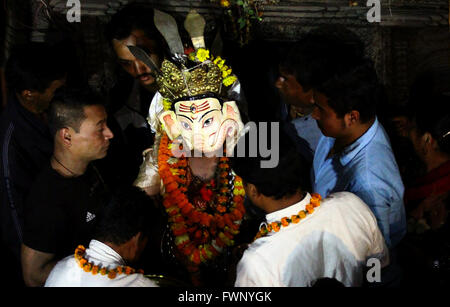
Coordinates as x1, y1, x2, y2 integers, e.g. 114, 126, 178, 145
2, 0, 449, 106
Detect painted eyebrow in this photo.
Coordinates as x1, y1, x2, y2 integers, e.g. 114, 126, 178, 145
178, 115, 193, 123
199, 109, 220, 121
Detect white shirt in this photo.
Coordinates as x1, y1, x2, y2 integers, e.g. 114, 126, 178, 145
235, 192, 389, 287
45, 240, 158, 287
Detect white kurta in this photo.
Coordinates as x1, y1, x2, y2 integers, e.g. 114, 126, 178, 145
235, 192, 389, 287
45, 240, 158, 287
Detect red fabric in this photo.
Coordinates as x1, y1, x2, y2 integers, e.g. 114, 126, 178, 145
404, 160, 450, 203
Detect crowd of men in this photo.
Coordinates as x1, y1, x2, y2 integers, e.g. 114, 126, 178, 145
0, 2, 448, 287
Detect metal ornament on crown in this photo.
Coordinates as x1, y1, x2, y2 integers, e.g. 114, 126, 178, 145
130, 9, 244, 155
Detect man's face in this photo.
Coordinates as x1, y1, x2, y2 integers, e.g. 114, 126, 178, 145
407, 124, 428, 161
112, 29, 161, 91
311, 91, 347, 138
275, 68, 314, 111
35, 78, 66, 113
71, 105, 114, 162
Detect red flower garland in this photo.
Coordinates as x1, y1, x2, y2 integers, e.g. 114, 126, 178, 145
157, 134, 246, 271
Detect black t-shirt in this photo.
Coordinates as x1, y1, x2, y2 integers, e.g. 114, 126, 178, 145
23, 163, 110, 259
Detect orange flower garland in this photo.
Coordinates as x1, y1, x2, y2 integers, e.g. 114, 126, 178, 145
253, 193, 322, 241
158, 134, 246, 271
74, 245, 143, 279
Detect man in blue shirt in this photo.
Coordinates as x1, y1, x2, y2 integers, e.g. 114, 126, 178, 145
275, 26, 365, 163
311, 61, 406, 249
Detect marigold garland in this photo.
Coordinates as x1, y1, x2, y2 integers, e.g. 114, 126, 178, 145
74, 245, 143, 279
158, 134, 245, 271
253, 193, 322, 241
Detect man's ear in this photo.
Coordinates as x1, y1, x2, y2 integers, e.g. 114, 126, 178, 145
345, 110, 360, 127
59, 127, 72, 147
246, 182, 260, 199
422, 132, 435, 149
19, 90, 37, 102
131, 232, 141, 246
133, 231, 148, 251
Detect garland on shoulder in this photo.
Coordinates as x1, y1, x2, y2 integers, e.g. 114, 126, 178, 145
157, 134, 246, 271
253, 193, 322, 241
74, 245, 143, 279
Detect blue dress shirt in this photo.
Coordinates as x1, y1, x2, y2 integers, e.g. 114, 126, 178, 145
311, 118, 406, 248
291, 115, 322, 155
281, 104, 323, 163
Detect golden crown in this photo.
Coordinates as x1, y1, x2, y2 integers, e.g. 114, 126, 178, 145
156, 48, 238, 106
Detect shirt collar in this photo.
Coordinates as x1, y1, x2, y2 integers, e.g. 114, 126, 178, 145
265, 193, 312, 224
338, 117, 379, 166
86, 239, 126, 266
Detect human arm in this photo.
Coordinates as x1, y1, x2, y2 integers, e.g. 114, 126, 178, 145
350, 166, 407, 249
133, 147, 161, 197
21, 244, 57, 287
410, 191, 449, 230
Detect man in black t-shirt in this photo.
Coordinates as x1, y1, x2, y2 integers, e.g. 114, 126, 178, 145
21, 89, 113, 287
0, 43, 66, 286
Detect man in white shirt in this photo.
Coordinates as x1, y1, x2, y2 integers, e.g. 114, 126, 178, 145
45, 186, 158, 287
231, 137, 389, 287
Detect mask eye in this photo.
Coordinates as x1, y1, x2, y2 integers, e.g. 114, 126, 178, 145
203, 117, 213, 128
181, 121, 191, 130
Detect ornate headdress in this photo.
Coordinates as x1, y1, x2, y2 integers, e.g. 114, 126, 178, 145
129, 9, 238, 109
129, 9, 244, 154
157, 50, 237, 103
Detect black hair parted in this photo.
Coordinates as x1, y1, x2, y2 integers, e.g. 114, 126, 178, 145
317, 59, 383, 123
414, 94, 450, 154
105, 2, 157, 41
5, 42, 67, 94
105, 2, 167, 58
94, 186, 156, 245
280, 25, 365, 91
230, 126, 309, 200
48, 88, 106, 135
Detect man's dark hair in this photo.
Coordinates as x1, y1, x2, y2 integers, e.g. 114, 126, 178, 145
4, 42, 67, 94
105, 2, 167, 59
48, 88, 105, 135
280, 25, 365, 92
317, 60, 382, 123
230, 128, 309, 200
415, 94, 450, 154
94, 186, 155, 245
